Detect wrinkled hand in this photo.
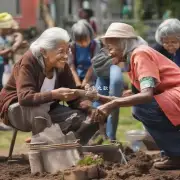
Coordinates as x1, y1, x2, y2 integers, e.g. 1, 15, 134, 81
51, 88, 77, 101
88, 107, 108, 123
84, 84, 99, 101
79, 100, 92, 110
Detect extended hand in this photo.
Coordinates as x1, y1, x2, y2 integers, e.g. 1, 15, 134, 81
84, 84, 99, 101
51, 88, 77, 101
88, 107, 108, 123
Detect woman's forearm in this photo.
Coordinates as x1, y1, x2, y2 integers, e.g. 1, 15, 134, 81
0, 49, 11, 56
102, 88, 154, 111
70, 66, 82, 85
12, 33, 23, 52
97, 94, 117, 103
84, 66, 93, 82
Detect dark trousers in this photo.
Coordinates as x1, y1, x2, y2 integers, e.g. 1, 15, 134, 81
132, 98, 180, 157
8, 102, 98, 145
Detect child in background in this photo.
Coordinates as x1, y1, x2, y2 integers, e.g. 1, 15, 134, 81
69, 20, 101, 89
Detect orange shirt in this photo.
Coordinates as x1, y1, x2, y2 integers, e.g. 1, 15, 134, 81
128, 45, 180, 126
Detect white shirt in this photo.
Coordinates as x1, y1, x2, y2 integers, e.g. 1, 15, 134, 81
40, 70, 56, 111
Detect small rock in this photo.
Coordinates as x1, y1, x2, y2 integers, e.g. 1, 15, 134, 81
87, 165, 98, 179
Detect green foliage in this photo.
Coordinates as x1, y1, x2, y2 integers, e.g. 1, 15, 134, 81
133, 22, 149, 38
78, 154, 104, 166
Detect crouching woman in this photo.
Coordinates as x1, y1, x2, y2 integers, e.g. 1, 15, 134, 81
0, 27, 98, 144
92, 23, 180, 170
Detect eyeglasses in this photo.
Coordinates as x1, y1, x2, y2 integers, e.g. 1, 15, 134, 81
162, 40, 180, 47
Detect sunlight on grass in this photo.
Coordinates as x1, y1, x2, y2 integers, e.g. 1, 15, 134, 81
116, 107, 143, 143
0, 131, 31, 150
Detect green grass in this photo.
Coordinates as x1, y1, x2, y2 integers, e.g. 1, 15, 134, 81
0, 131, 31, 150
116, 107, 143, 144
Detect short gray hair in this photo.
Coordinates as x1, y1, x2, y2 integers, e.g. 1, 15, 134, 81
71, 19, 94, 41
30, 27, 70, 58
155, 18, 180, 45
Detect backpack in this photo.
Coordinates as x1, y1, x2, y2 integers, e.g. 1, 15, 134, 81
70, 39, 102, 65
91, 48, 112, 78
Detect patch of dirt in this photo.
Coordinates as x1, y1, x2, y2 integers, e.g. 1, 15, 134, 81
103, 151, 180, 180
0, 150, 180, 180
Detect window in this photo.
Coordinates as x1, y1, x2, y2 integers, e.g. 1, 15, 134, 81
16, 0, 21, 15
68, 0, 72, 14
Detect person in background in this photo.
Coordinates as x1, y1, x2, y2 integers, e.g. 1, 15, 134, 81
154, 18, 180, 66
78, 8, 97, 35
0, 12, 23, 88
91, 22, 180, 170
162, 10, 172, 20
69, 20, 101, 89
92, 48, 124, 141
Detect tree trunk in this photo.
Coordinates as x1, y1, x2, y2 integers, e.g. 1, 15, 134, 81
134, 0, 143, 20
40, 0, 55, 28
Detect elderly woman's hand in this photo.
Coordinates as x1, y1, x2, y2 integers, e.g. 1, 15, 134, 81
89, 106, 109, 123
51, 88, 78, 101
84, 84, 99, 101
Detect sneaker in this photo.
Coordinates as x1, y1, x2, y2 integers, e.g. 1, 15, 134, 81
154, 156, 180, 170
0, 122, 12, 131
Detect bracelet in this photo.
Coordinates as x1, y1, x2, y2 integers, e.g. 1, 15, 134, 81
85, 91, 99, 101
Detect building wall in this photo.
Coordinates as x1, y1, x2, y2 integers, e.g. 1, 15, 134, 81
0, 0, 17, 16
0, 0, 39, 29
15, 0, 38, 29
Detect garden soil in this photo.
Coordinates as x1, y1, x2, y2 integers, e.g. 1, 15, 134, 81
0, 150, 180, 180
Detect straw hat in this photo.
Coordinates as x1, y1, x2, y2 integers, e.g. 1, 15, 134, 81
0, 12, 13, 29
101, 22, 137, 39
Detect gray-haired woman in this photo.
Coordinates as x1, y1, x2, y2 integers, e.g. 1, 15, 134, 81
0, 27, 98, 144
154, 18, 180, 66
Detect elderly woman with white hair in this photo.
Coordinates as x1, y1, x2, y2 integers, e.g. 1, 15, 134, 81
154, 18, 180, 66
0, 27, 99, 144
89, 22, 180, 170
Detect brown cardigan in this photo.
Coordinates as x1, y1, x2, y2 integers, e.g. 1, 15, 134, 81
0, 50, 78, 125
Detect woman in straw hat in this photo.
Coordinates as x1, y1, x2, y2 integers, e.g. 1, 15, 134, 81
0, 12, 23, 88
90, 22, 180, 170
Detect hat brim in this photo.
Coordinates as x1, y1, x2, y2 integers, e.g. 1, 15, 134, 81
0, 19, 13, 29
101, 34, 137, 39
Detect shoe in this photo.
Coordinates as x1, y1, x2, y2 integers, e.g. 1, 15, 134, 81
25, 137, 31, 143
154, 156, 180, 170
0, 122, 12, 131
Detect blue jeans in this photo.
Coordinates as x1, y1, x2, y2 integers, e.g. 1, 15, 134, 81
0, 63, 4, 90
93, 65, 124, 140
133, 98, 180, 157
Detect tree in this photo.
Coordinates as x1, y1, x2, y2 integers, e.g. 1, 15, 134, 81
40, 0, 55, 28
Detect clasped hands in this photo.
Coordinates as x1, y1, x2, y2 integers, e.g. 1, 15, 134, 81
51, 85, 110, 123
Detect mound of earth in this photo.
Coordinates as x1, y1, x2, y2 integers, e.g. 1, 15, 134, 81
0, 150, 180, 180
